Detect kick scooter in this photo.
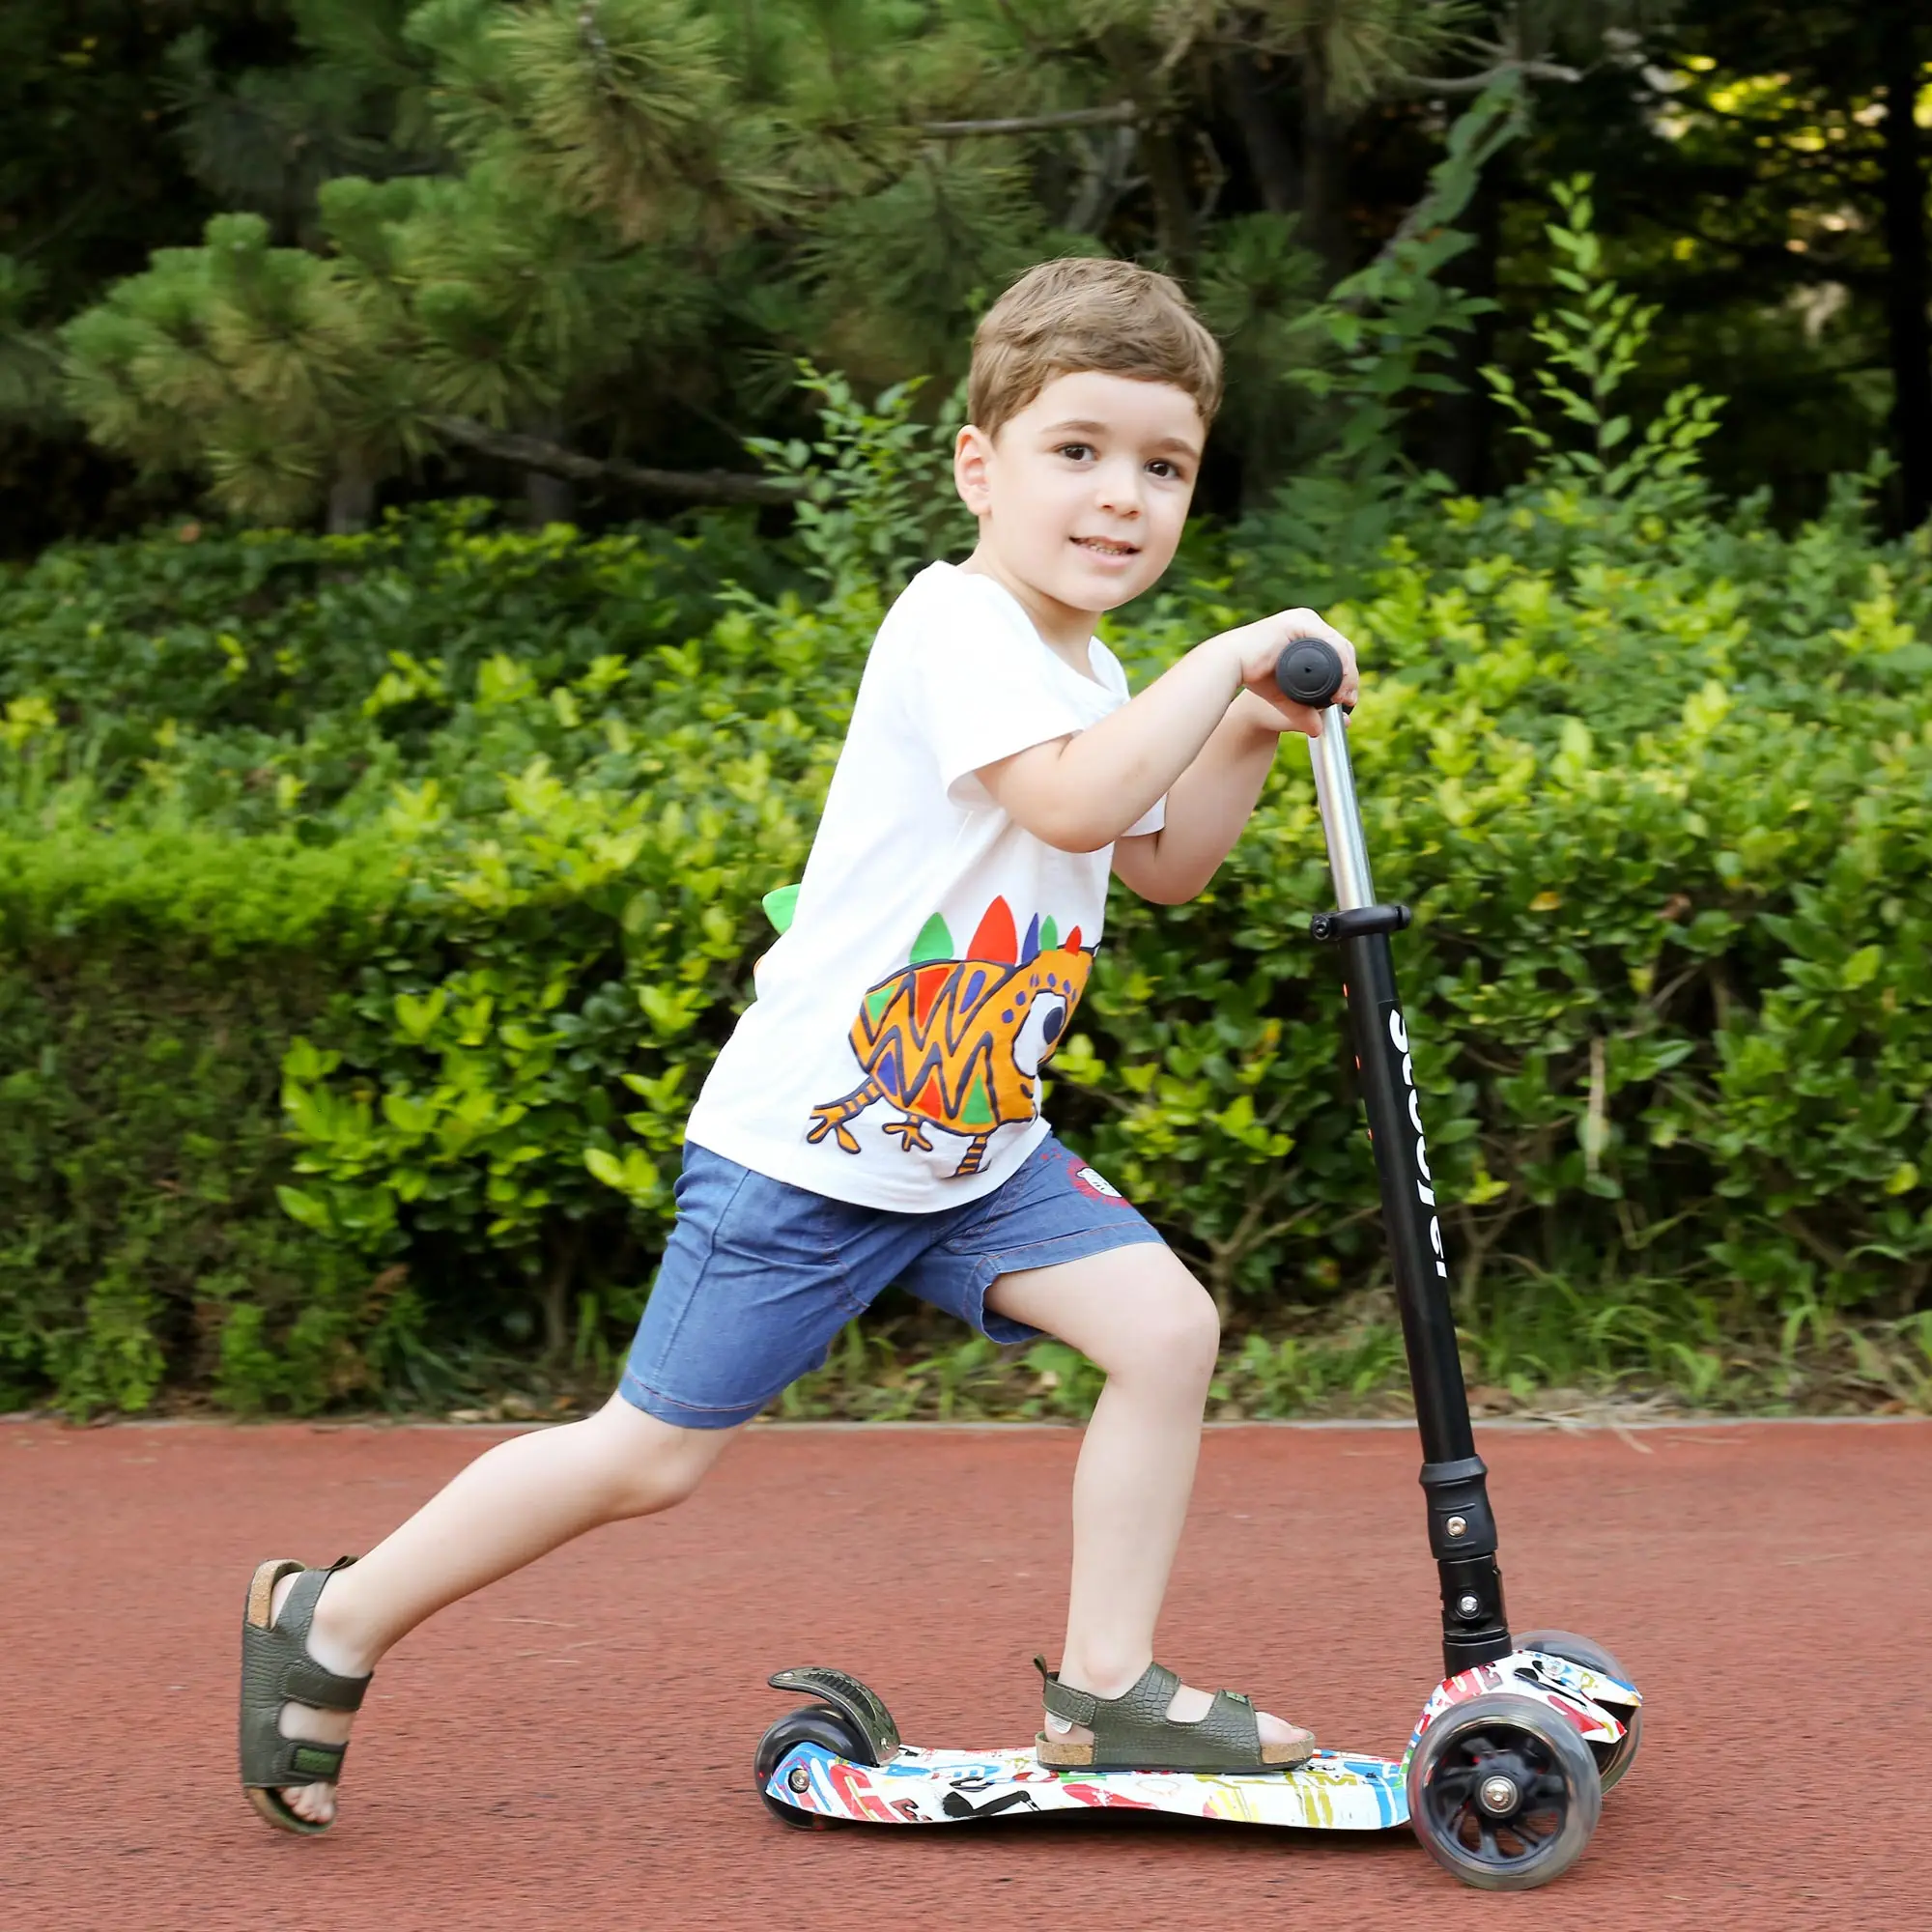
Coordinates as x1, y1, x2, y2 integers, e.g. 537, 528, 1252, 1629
753, 639, 1642, 1890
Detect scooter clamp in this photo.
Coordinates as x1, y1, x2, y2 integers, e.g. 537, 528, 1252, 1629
1310, 904, 1412, 942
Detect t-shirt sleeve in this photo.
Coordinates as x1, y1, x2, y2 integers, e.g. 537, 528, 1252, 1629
913, 581, 1096, 810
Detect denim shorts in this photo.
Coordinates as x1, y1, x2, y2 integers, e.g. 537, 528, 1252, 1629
619, 1134, 1165, 1429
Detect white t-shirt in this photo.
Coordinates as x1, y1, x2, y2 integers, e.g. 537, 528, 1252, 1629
684, 561, 1164, 1211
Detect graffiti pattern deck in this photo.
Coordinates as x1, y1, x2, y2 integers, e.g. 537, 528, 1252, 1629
767, 1743, 1409, 1830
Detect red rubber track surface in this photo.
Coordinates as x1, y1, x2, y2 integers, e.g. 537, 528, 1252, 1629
6, 1418, 1927, 1930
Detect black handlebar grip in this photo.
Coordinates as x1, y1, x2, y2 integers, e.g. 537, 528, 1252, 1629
1274, 637, 1346, 708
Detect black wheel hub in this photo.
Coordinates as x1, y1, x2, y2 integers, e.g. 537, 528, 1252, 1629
1421, 1730, 1571, 1870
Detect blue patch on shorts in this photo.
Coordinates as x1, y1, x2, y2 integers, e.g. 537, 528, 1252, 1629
619, 1135, 1163, 1429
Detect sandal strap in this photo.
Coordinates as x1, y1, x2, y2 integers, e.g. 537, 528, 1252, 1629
1035, 1654, 1096, 1726
278, 1652, 369, 1713
1037, 1655, 1268, 1770
252, 1736, 352, 1787
1036, 1655, 1182, 1729
254, 1559, 371, 1710
240, 1557, 370, 1799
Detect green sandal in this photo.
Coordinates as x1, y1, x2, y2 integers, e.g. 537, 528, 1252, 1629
239, 1557, 370, 1834
1033, 1656, 1315, 1774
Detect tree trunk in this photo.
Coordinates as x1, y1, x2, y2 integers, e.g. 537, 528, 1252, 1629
525, 468, 577, 526
1299, 36, 1353, 285
1140, 125, 1201, 274
1222, 49, 1300, 216
542, 1225, 581, 1365
1064, 125, 1139, 235
522, 409, 577, 526
1877, 12, 1932, 530
1097, 28, 1197, 274
326, 454, 376, 535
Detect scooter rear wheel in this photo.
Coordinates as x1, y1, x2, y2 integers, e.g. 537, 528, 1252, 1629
753, 1704, 870, 1831
1406, 1690, 1602, 1891
1517, 1627, 1642, 1793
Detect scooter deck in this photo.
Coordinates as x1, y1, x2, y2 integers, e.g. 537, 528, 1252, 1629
767, 1742, 1409, 1831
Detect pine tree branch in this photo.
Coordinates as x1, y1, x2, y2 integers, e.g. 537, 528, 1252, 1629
429, 416, 801, 504
920, 101, 1141, 138
1402, 61, 1580, 95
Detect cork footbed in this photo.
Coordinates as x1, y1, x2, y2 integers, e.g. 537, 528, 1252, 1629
245, 1556, 300, 1631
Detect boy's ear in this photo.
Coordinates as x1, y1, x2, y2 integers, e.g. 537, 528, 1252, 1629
953, 423, 994, 516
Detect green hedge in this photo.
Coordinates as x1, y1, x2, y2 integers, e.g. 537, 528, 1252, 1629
3, 484, 1930, 1416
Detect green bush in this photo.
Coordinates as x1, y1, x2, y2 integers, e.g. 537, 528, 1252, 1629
0, 841, 385, 1413
0, 528, 876, 1411
0, 500, 794, 831
3, 472, 1929, 1419
1077, 495, 1932, 1407
6, 242, 1932, 1419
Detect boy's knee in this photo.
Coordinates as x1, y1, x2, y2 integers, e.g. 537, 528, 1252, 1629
606, 1441, 710, 1520
583, 1398, 728, 1519
1124, 1280, 1220, 1384
1175, 1287, 1222, 1369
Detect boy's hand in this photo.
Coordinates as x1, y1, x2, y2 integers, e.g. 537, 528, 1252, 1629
1216, 610, 1361, 738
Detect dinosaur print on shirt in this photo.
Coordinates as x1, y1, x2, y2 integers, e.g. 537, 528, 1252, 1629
807, 895, 1092, 1179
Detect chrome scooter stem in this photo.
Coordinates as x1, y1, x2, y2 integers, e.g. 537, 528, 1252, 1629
1307, 710, 1376, 912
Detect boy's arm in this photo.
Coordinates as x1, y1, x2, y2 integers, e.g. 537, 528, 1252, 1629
974, 611, 1358, 854
1111, 693, 1290, 905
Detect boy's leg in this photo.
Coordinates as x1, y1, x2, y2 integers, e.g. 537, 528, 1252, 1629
985, 1246, 1310, 1752
268, 1392, 739, 1826
255, 1141, 889, 1828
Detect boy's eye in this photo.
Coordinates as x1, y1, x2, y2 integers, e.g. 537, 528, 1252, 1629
1056, 442, 1094, 462
1148, 459, 1183, 480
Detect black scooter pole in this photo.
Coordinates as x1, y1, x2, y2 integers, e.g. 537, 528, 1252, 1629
1277, 640, 1513, 1677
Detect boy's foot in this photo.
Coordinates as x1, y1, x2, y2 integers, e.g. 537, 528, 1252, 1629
267, 1568, 368, 1827
1039, 1662, 1315, 1769
1045, 1681, 1314, 1751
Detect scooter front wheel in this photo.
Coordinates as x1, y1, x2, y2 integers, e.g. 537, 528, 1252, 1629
1516, 1627, 1642, 1793
1406, 1690, 1602, 1890
753, 1705, 870, 1831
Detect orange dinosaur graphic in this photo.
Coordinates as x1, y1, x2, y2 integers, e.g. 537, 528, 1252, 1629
807, 897, 1093, 1178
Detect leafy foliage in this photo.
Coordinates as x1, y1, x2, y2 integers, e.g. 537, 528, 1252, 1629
4, 305, 1931, 1416
11, 1, 1931, 554
1236, 68, 1530, 593
0, 841, 391, 1414
1483, 175, 1722, 501
744, 365, 972, 595
51, 3, 1662, 526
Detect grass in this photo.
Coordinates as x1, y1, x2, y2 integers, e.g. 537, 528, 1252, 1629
408, 1288, 1932, 1427
52, 1276, 1930, 1427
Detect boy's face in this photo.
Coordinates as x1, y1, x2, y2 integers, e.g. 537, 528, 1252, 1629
953, 370, 1204, 636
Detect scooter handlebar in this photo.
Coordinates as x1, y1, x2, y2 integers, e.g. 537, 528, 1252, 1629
1273, 637, 1347, 710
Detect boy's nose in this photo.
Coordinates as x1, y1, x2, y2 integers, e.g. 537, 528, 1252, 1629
1093, 462, 1143, 515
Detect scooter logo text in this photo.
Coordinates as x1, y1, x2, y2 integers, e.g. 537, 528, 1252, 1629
1387, 1007, 1448, 1280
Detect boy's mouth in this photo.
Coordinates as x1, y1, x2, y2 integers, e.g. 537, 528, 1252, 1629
1072, 536, 1140, 557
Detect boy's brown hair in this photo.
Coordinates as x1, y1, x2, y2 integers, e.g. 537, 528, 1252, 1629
968, 258, 1223, 439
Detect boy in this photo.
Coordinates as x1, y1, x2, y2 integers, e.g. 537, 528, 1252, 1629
240, 257, 1361, 1831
